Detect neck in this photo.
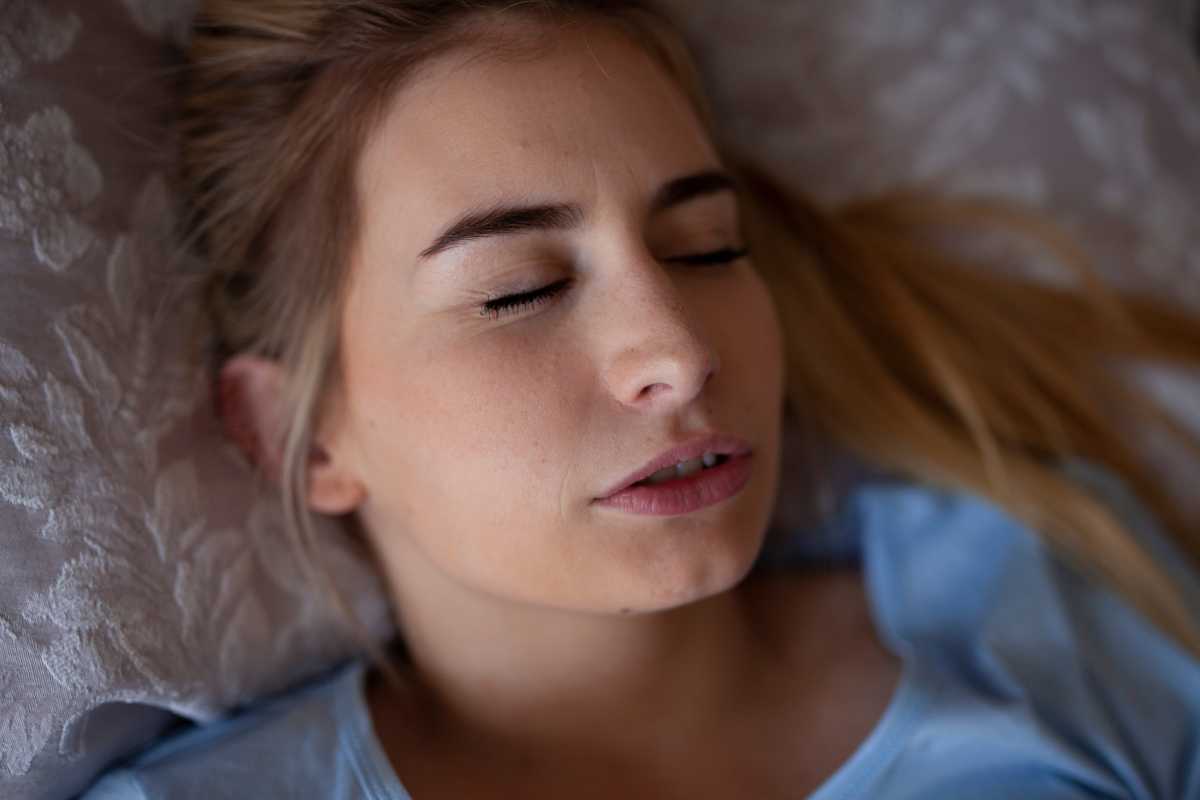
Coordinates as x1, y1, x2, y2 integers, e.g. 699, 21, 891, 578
375, 545, 775, 760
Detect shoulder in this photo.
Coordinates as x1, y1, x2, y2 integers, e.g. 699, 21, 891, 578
848, 467, 1200, 657
848, 472, 1200, 796
80, 660, 407, 800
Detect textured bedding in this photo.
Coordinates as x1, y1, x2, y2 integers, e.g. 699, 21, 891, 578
1, 2, 1197, 798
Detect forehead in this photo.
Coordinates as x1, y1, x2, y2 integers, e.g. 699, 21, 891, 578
356, 18, 720, 239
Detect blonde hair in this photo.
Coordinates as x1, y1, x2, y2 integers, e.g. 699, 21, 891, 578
181, 0, 1200, 669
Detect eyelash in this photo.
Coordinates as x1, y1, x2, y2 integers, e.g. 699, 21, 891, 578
479, 246, 751, 320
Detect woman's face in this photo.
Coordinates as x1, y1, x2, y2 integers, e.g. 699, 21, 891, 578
325, 18, 785, 616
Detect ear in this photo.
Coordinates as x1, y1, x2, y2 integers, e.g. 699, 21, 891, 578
217, 354, 366, 516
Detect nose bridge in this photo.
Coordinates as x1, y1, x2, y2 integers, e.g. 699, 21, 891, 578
599, 252, 718, 409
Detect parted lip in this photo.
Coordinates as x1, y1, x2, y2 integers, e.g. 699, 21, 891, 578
594, 433, 753, 500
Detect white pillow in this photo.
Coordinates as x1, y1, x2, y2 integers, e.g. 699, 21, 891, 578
2, 2, 1196, 799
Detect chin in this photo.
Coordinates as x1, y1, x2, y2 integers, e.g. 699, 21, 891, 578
616, 524, 765, 614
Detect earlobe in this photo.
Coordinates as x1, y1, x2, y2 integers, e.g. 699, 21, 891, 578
305, 387, 367, 516
306, 445, 367, 515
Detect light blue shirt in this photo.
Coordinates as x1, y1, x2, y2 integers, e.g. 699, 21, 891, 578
81, 476, 1200, 799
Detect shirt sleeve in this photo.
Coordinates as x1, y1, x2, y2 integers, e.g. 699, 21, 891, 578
1059, 460, 1200, 797
1061, 458, 1200, 616
856, 473, 1200, 799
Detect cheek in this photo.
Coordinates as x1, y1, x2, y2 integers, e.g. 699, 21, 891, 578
442, 333, 586, 483
352, 330, 590, 567
346, 268, 785, 611
713, 268, 785, 401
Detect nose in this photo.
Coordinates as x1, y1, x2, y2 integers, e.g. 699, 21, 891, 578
599, 253, 720, 412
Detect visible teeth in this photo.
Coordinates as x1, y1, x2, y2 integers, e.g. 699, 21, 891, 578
643, 464, 679, 484
638, 454, 718, 486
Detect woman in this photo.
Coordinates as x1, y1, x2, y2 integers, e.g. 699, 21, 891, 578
86, 1, 1200, 797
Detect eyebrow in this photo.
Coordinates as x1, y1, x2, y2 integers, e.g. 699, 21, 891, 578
417, 169, 738, 260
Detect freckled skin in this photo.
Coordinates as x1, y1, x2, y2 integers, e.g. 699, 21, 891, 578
217, 15, 903, 795
292, 19, 904, 796
328, 19, 785, 618
270, 20, 908, 795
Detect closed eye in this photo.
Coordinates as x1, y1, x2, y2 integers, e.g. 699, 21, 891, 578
479, 246, 751, 320
663, 246, 750, 266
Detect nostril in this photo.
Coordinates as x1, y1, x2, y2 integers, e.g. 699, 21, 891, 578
639, 382, 671, 401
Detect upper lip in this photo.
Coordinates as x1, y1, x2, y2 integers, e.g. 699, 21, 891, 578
595, 433, 753, 500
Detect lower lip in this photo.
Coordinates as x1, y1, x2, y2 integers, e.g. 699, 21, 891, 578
593, 454, 754, 516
